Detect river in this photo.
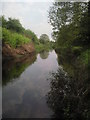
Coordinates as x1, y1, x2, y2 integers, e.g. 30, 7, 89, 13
2, 50, 59, 118
2, 50, 89, 119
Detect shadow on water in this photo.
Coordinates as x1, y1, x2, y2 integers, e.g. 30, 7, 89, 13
2, 54, 37, 86
46, 53, 90, 120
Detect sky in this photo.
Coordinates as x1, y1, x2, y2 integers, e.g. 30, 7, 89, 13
0, 0, 54, 40
0, 0, 88, 40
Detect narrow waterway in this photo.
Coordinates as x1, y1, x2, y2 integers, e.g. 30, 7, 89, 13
2, 50, 59, 118
2, 50, 89, 119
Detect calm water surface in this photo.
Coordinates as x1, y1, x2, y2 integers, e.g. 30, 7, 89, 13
2, 50, 89, 119
2, 50, 59, 118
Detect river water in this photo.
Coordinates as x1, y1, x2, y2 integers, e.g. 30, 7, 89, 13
2, 50, 89, 119
2, 50, 59, 118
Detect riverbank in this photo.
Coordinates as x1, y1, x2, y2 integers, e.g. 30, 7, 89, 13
1, 16, 54, 58
2, 27, 52, 58
55, 47, 89, 83
2, 43, 35, 58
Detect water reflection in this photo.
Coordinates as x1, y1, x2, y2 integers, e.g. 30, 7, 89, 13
3, 50, 89, 119
2, 50, 58, 118
40, 50, 49, 59
3, 54, 37, 86
47, 54, 89, 119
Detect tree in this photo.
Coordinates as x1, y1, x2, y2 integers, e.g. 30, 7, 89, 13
77, 2, 89, 47
48, 2, 88, 47
39, 34, 50, 44
24, 29, 39, 44
7, 18, 25, 33
48, 2, 72, 35
0, 16, 7, 28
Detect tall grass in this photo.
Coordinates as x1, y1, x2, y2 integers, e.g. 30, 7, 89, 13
2, 28, 31, 48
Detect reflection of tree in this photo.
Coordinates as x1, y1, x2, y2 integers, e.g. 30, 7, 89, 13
47, 68, 89, 119
2, 54, 37, 85
40, 51, 49, 59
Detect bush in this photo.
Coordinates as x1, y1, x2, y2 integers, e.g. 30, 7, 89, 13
2, 28, 31, 48
24, 29, 39, 44
0, 27, 2, 40
72, 46, 83, 56
80, 50, 89, 66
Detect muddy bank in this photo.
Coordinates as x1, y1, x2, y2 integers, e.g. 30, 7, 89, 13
2, 43, 35, 59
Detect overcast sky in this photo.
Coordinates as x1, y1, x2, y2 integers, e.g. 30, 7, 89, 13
0, 0, 54, 40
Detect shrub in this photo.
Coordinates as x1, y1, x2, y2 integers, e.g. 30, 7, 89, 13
80, 50, 89, 66
2, 28, 31, 48
72, 46, 83, 56
24, 29, 39, 44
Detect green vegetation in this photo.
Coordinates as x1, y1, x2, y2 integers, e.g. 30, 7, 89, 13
1, 16, 53, 53
35, 42, 52, 53
48, 3, 90, 118
0, 27, 2, 39
48, 1, 89, 67
39, 34, 49, 44
24, 29, 39, 44
47, 65, 89, 119
35, 34, 54, 52
1, 16, 38, 48
80, 50, 90, 66
2, 28, 31, 48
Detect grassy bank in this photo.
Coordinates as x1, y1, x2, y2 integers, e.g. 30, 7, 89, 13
1, 16, 53, 54
2, 27, 53, 53
55, 46, 90, 65
55, 47, 89, 89
2, 28, 31, 48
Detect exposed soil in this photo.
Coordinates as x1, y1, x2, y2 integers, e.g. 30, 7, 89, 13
2, 43, 35, 59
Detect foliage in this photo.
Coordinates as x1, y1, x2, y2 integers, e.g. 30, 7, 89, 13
35, 42, 52, 53
1, 16, 53, 52
7, 18, 25, 33
47, 66, 89, 119
51, 9, 89, 115
48, 2, 89, 48
79, 50, 90, 66
57, 23, 79, 47
0, 27, 2, 39
24, 29, 39, 44
1, 16, 25, 33
50, 41, 56, 48
0, 16, 7, 28
39, 34, 50, 44
2, 28, 31, 48
1, 16, 39, 45
48, 1, 89, 71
